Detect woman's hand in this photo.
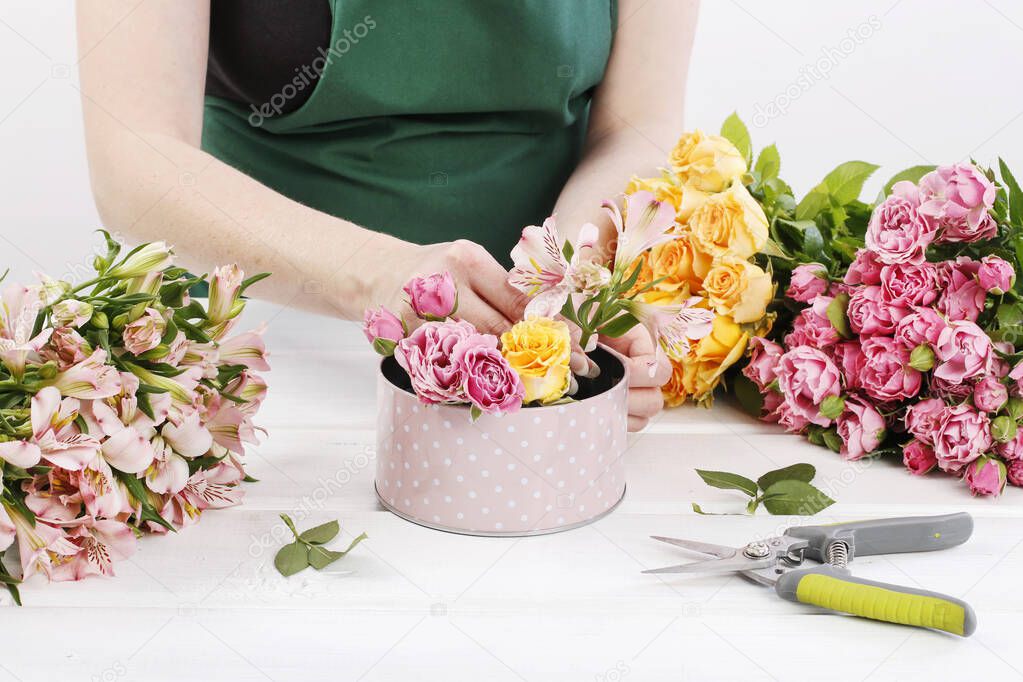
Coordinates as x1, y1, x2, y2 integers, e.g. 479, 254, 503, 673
372, 239, 528, 335
595, 327, 672, 432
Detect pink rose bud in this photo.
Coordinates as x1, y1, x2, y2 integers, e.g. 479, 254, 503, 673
836, 397, 885, 461
964, 456, 1006, 497
903, 440, 938, 475
974, 376, 1009, 413
933, 404, 992, 473
786, 263, 829, 303
977, 256, 1015, 295
1007, 460, 1023, 487
894, 307, 947, 348
997, 427, 1023, 461
742, 337, 784, 390
879, 262, 939, 307
403, 272, 458, 320
847, 285, 907, 336
865, 181, 936, 265
844, 248, 883, 286
776, 346, 842, 428
122, 307, 167, 356
859, 336, 922, 403
936, 257, 986, 322
363, 306, 406, 356
904, 398, 948, 445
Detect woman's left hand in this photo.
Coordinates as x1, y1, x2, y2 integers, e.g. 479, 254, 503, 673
570, 326, 671, 432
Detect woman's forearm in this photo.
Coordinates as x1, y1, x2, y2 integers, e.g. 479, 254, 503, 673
85, 126, 403, 320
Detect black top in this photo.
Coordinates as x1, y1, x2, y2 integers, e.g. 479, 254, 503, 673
205, 0, 331, 116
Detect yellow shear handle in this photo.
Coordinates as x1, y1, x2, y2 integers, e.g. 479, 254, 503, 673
775, 566, 976, 637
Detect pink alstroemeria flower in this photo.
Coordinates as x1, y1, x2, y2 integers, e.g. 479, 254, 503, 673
0, 284, 53, 379
0, 505, 16, 552
47, 348, 122, 399
604, 190, 679, 275
622, 297, 715, 360
508, 216, 606, 318
216, 327, 270, 372
49, 517, 138, 581
9, 509, 79, 580
0, 387, 99, 470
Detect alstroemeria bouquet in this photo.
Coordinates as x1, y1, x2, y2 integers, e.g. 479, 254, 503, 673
365, 193, 716, 415
622, 115, 783, 406
743, 159, 1023, 496
0, 233, 269, 600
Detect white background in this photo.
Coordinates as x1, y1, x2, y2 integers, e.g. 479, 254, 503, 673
2, 1, 1023, 284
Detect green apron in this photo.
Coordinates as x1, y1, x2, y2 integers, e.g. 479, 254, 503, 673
202, 0, 616, 266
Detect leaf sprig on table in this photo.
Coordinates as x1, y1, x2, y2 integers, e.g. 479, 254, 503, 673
693, 463, 835, 516
274, 514, 368, 577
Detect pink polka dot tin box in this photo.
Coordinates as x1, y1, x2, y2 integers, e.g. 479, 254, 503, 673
375, 346, 629, 536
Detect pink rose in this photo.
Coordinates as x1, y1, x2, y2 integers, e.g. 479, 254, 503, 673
743, 337, 784, 390
836, 397, 886, 460
932, 376, 976, 401
451, 335, 524, 415
363, 306, 406, 346
776, 401, 811, 433
403, 272, 458, 320
859, 337, 922, 403
787, 263, 829, 303
847, 285, 908, 336
879, 262, 938, 307
830, 341, 865, 391
905, 398, 948, 444
865, 181, 936, 265
933, 320, 993, 384
973, 376, 1008, 413
844, 249, 884, 286
394, 320, 477, 403
919, 163, 997, 242
122, 308, 166, 356
785, 298, 841, 349
936, 257, 986, 322
894, 307, 947, 347
996, 429, 1023, 462
963, 456, 1006, 497
42, 327, 91, 370
776, 346, 842, 427
1008, 460, 1023, 487
977, 256, 1015, 295
903, 440, 938, 475
933, 404, 991, 473
761, 392, 785, 423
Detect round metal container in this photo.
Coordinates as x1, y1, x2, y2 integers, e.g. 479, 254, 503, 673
374, 347, 628, 536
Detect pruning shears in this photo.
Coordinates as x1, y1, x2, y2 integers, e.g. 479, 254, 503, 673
644, 513, 977, 637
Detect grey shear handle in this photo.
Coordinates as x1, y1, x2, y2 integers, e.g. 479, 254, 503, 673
785, 513, 973, 561
775, 565, 976, 637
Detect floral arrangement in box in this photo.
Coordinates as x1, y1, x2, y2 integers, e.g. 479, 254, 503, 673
0, 234, 269, 600
742, 159, 1023, 496
621, 115, 787, 406
364, 193, 715, 414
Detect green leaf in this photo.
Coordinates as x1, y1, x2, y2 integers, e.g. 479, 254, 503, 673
115, 471, 175, 532
274, 541, 310, 577
299, 520, 340, 545
732, 373, 764, 418
999, 158, 1023, 227
756, 463, 816, 492
469, 405, 483, 422
759, 238, 791, 259
821, 429, 843, 453
819, 395, 846, 421
280, 513, 300, 538
802, 224, 825, 259
762, 480, 835, 516
0, 559, 21, 606
754, 144, 781, 182
796, 161, 879, 220
561, 239, 574, 262
690, 502, 741, 516
825, 292, 852, 339
695, 469, 758, 497
883, 165, 936, 196
597, 312, 639, 338
795, 185, 831, 222
307, 532, 368, 570
720, 112, 752, 165
238, 272, 272, 295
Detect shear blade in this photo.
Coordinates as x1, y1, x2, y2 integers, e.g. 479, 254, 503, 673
649, 536, 737, 559
642, 554, 776, 575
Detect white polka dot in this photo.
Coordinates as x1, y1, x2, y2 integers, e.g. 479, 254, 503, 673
412, 406, 419, 413
421, 423, 429, 432
412, 443, 419, 451
468, 454, 477, 462
546, 505, 553, 512
421, 461, 429, 468
389, 462, 395, 470
546, 431, 554, 438
597, 490, 603, 498
507, 425, 515, 433
444, 495, 452, 503
412, 480, 419, 488
578, 505, 585, 512
482, 507, 490, 515
494, 448, 503, 455
481, 433, 490, 440
557, 444, 566, 452
403, 425, 410, 433
569, 457, 576, 464
495, 522, 503, 530
495, 485, 503, 493
557, 481, 565, 488
557, 516, 565, 524
533, 454, 541, 462
579, 468, 587, 476
506, 463, 516, 471
481, 470, 490, 478
533, 491, 542, 499
432, 478, 440, 486
579, 431, 587, 439
403, 462, 411, 470
589, 406, 596, 414
396, 406, 403, 415
589, 443, 596, 451
443, 420, 452, 429
456, 437, 464, 445
533, 416, 542, 424
457, 512, 464, 520
443, 458, 452, 466
433, 515, 441, 522
520, 440, 528, 448
569, 419, 577, 427
403, 498, 411, 506
382, 479, 389, 487
545, 467, 554, 475
432, 441, 440, 449
520, 477, 529, 485
422, 497, 429, 505
520, 514, 528, 522
508, 500, 516, 509
456, 475, 464, 482
396, 481, 403, 488
468, 490, 477, 499
558, 406, 566, 414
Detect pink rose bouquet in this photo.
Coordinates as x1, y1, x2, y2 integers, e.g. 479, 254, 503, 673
740, 159, 1023, 497
0, 233, 270, 600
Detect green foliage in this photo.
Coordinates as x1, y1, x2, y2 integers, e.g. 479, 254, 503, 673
693, 463, 834, 516
720, 112, 752, 166
273, 514, 367, 577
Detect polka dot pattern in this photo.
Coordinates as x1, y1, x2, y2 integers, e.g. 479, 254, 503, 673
374, 366, 628, 535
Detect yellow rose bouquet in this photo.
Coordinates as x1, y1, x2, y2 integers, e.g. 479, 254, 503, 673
626, 114, 789, 406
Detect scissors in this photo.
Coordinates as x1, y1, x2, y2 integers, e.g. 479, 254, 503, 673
644, 513, 977, 636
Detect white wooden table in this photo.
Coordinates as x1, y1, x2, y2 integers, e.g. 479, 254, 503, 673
4, 301, 1021, 682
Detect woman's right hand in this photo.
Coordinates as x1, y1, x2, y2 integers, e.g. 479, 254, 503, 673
371, 239, 529, 336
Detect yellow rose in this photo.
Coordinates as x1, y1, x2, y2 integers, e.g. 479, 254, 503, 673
643, 231, 711, 300
702, 255, 773, 323
688, 182, 769, 260
660, 315, 750, 406
669, 130, 747, 192
625, 176, 683, 212
500, 318, 572, 404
